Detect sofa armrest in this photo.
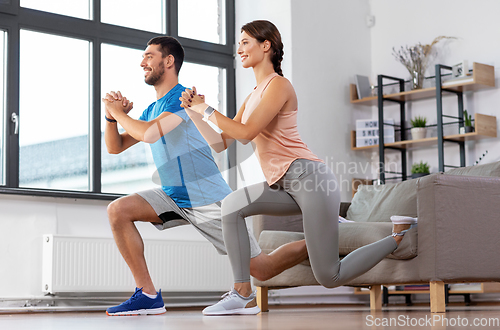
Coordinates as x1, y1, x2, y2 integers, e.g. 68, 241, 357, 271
417, 173, 500, 282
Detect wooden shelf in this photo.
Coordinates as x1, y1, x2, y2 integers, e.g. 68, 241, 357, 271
350, 62, 495, 106
354, 288, 430, 295
351, 113, 497, 151
354, 283, 500, 295
448, 283, 500, 294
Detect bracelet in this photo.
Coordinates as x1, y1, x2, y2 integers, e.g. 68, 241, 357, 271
105, 116, 117, 123
202, 106, 216, 122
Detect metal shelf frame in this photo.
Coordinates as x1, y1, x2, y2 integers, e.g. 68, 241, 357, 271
376, 64, 470, 183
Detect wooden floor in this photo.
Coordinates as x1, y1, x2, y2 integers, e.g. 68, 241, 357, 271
1, 304, 500, 329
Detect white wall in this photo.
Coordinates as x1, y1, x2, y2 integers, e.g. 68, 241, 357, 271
368, 0, 500, 174
291, 0, 373, 200
234, 0, 374, 302
233, 0, 500, 303
235, 0, 293, 187
236, 0, 373, 200
0, 194, 207, 299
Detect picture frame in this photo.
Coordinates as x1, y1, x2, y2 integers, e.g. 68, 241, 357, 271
452, 60, 469, 78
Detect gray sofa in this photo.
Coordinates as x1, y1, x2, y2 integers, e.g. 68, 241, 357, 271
252, 161, 500, 313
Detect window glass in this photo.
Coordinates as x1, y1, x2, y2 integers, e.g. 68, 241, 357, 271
100, 45, 229, 193
178, 0, 226, 44
21, 0, 91, 20
19, 30, 90, 191
101, 0, 165, 33
0, 31, 5, 185
180, 62, 228, 183
101, 43, 156, 194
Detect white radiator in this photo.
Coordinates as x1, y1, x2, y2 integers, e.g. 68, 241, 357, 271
42, 235, 233, 294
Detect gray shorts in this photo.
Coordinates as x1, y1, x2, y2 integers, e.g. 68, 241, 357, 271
136, 188, 262, 258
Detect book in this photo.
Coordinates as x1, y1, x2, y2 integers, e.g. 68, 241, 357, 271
355, 75, 372, 99
448, 283, 482, 292
403, 285, 429, 291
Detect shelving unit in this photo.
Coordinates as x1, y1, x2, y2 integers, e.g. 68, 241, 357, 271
350, 62, 495, 106
349, 63, 498, 307
351, 113, 497, 151
354, 283, 500, 307
350, 62, 497, 183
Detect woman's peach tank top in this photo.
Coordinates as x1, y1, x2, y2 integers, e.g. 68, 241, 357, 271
242, 72, 322, 185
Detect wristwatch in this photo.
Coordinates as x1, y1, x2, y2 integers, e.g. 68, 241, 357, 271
202, 106, 216, 122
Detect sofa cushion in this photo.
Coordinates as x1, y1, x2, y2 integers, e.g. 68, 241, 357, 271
258, 223, 418, 261
346, 179, 418, 223
445, 161, 500, 177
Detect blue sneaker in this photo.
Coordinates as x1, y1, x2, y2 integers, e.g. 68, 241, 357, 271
106, 288, 166, 316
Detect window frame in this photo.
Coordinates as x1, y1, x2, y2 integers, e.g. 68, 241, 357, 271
0, 0, 19, 15
0, 0, 236, 200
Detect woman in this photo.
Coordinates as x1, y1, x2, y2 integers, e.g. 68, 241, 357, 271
180, 20, 415, 315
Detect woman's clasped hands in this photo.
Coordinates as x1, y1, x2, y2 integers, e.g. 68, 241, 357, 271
179, 87, 207, 114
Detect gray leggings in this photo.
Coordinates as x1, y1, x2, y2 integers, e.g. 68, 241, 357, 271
221, 158, 398, 287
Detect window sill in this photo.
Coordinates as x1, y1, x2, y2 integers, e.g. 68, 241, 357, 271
0, 187, 122, 201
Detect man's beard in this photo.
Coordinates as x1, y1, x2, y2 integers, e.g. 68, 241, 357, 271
145, 61, 165, 86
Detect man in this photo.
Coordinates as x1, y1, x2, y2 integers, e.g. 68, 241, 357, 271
103, 36, 307, 316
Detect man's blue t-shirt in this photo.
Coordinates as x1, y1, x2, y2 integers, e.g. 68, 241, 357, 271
139, 83, 232, 208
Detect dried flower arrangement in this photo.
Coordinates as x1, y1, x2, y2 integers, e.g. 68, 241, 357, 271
392, 36, 456, 89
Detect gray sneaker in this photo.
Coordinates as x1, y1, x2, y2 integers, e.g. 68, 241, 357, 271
203, 289, 261, 315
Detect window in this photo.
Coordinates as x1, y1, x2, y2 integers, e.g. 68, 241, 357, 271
180, 62, 228, 181
19, 30, 90, 191
0, 31, 5, 185
100, 44, 156, 194
0, 0, 235, 198
100, 45, 229, 193
178, 0, 226, 44
21, 0, 91, 20
101, 0, 165, 33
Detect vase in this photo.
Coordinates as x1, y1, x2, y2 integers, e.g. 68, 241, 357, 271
411, 172, 429, 179
464, 126, 475, 133
410, 70, 425, 90
411, 127, 427, 140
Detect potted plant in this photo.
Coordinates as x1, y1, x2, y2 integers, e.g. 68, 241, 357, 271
463, 110, 475, 133
410, 116, 427, 140
411, 161, 430, 179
